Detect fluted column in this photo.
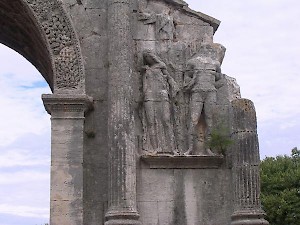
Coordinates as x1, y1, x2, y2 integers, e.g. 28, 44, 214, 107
42, 94, 92, 225
105, 0, 141, 224
230, 99, 269, 225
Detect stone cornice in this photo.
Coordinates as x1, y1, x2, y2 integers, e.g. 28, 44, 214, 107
42, 94, 93, 115
163, 0, 221, 32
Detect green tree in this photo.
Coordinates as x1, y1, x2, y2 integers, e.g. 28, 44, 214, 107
260, 148, 300, 225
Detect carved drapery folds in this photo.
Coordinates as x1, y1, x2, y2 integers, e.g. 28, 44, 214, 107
141, 49, 178, 154
139, 43, 227, 156
135, 1, 233, 157
24, 0, 84, 92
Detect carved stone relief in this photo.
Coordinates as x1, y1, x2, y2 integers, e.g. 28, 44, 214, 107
23, 0, 84, 91
183, 42, 226, 155
141, 49, 179, 154
134, 2, 230, 156
138, 11, 175, 41
139, 42, 229, 156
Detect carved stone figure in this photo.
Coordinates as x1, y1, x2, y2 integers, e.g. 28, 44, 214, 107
138, 12, 175, 40
141, 49, 178, 154
183, 43, 225, 155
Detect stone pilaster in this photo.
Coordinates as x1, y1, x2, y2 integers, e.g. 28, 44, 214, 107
42, 94, 93, 225
230, 99, 269, 225
105, 0, 141, 225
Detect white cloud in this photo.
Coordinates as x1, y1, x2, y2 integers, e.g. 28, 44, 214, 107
0, 148, 50, 168
0, 44, 51, 224
0, 45, 41, 85
0, 204, 48, 219
0, 170, 49, 185
0, 166, 50, 222
0, 45, 51, 147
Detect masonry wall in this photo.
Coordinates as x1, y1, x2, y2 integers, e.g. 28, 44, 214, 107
61, 0, 234, 224
131, 1, 235, 224
137, 165, 233, 225
62, 1, 109, 224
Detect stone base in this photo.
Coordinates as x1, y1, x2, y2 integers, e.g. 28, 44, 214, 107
231, 211, 269, 225
104, 219, 142, 225
105, 210, 141, 225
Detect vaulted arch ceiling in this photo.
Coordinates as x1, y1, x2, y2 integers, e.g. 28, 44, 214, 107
0, 0, 53, 89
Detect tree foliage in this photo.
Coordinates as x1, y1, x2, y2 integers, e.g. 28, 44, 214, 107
260, 147, 300, 225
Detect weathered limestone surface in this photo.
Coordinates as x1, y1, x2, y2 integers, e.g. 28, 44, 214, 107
137, 165, 233, 225
0, 0, 268, 224
105, 0, 140, 224
42, 94, 93, 225
230, 99, 269, 225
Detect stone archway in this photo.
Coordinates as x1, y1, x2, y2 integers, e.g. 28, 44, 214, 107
23, 0, 85, 92
0, 1, 92, 224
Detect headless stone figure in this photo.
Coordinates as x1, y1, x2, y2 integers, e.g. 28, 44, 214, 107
183, 43, 225, 155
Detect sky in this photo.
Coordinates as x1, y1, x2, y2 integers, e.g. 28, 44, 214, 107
0, 0, 299, 224
187, 0, 300, 158
0, 45, 51, 225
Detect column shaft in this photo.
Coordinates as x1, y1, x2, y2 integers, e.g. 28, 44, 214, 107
105, 0, 140, 224
231, 99, 268, 225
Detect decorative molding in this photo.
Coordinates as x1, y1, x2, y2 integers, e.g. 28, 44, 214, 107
231, 210, 269, 225
23, 0, 85, 91
42, 94, 93, 116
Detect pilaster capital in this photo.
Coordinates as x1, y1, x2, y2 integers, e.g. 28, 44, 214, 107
42, 94, 93, 118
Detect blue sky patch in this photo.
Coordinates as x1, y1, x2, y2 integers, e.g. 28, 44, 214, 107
19, 80, 48, 89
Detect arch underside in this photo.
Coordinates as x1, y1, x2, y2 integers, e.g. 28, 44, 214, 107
0, 0, 85, 92
0, 0, 54, 89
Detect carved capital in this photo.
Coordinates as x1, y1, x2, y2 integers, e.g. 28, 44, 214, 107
42, 94, 93, 118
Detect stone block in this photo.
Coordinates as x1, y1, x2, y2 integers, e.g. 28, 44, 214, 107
175, 24, 213, 42
137, 169, 175, 202
157, 201, 175, 225
138, 201, 159, 225
81, 35, 108, 69
81, 0, 107, 9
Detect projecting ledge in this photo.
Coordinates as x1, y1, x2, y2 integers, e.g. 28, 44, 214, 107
140, 155, 224, 169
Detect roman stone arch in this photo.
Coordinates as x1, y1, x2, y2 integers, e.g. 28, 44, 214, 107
0, 0, 85, 93
0, 1, 92, 224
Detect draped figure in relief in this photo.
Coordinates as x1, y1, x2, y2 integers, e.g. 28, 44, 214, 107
141, 49, 178, 154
